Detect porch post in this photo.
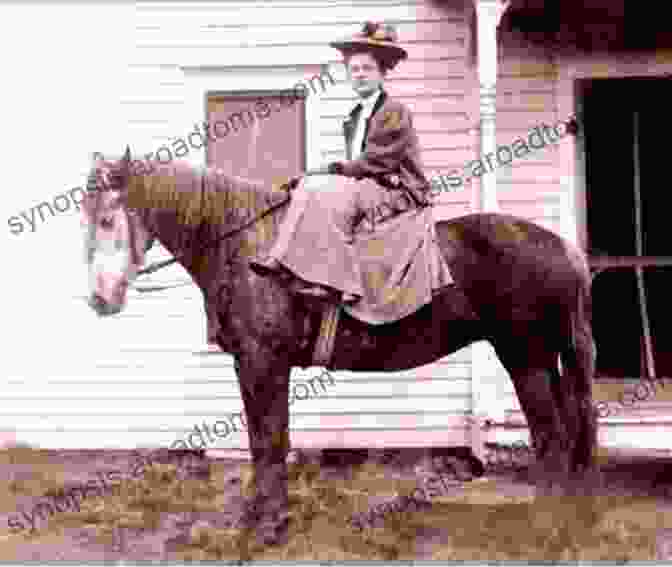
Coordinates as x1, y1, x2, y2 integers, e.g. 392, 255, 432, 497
470, 0, 510, 464
473, 0, 509, 212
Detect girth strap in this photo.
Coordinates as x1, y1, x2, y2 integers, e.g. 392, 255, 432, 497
312, 303, 342, 368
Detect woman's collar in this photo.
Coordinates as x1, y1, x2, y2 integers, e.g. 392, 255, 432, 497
348, 88, 387, 118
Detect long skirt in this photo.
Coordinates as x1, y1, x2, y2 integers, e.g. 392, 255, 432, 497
269, 174, 419, 296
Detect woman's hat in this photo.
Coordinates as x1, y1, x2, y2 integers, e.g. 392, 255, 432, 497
329, 22, 408, 69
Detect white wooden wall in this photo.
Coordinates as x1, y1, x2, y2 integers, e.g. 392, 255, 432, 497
2, 0, 478, 453
5, 0, 667, 456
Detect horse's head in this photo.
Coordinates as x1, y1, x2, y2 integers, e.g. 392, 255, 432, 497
81, 147, 155, 315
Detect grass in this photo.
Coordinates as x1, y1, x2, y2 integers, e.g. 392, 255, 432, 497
422, 492, 664, 561
0, 445, 72, 509
0, 446, 668, 561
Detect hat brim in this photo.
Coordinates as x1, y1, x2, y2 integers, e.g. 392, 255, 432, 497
329, 39, 408, 63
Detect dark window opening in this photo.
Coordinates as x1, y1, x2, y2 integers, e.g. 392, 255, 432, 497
582, 77, 672, 379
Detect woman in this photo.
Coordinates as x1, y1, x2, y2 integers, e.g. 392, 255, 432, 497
251, 21, 443, 304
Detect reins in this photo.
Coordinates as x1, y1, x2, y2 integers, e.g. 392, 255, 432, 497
133, 178, 291, 291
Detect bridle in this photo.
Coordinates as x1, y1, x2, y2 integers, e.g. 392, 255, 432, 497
87, 161, 291, 293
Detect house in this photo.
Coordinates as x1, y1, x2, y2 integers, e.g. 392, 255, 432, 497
3, 0, 670, 461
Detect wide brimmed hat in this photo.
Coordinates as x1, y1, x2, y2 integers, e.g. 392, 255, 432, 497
329, 22, 408, 69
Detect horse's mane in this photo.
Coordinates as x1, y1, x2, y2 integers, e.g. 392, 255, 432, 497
127, 160, 288, 253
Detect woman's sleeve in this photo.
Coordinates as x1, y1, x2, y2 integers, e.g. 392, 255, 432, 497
328, 104, 413, 178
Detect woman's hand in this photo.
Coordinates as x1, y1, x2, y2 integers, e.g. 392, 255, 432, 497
282, 175, 303, 191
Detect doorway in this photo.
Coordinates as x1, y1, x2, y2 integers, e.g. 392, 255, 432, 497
581, 77, 672, 379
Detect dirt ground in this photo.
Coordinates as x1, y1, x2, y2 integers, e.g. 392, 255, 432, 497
1, 445, 671, 562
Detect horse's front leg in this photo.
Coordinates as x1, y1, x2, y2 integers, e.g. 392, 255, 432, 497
234, 348, 291, 545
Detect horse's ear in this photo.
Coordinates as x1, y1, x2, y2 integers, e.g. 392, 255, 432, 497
121, 146, 133, 177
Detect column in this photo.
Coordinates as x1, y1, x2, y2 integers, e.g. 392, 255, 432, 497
474, 0, 510, 212
470, 0, 510, 463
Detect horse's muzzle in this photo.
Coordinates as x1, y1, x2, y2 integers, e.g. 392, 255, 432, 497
88, 293, 123, 316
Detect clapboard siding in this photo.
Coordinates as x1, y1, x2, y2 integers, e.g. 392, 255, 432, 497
11, 426, 473, 451
5, 0, 577, 453
3, 0, 581, 452
25, 355, 469, 381
133, 21, 466, 47
2, 377, 472, 402
17, 0, 475, 452
0, 397, 472, 419
321, 95, 468, 116
134, 1, 464, 25
322, 132, 473, 153
321, 113, 471, 134
493, 34, 561, 224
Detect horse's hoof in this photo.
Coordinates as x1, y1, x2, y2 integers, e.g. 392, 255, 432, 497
233, 499, 290, 549
233, 497, 263, 530
255, 514, 290, 547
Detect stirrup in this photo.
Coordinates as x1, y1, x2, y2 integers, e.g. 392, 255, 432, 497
293, 285, 331, 299
249, 257, 284, 277
341, 292, 360, 305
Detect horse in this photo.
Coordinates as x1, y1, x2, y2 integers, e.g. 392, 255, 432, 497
81, 149, 598, 546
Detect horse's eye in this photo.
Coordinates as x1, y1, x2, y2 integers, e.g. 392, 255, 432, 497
109, 174, 124, 189
100, 216, 114, 230
86, 175, 98, 192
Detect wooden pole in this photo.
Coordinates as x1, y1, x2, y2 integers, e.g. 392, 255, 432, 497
632, 110, 657, 380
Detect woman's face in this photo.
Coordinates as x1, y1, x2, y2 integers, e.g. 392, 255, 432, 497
347, 52, 385, 98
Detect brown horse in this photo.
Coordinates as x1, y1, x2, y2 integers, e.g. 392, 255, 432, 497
81, 150, 598, 545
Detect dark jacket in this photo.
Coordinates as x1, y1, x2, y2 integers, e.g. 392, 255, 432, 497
328, 89, 431, 207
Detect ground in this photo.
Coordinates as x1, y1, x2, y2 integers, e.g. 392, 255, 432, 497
0, 445, 671, 561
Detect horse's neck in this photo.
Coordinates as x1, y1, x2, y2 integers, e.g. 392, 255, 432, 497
199, 169, 287, 260
137, 164, 287, 265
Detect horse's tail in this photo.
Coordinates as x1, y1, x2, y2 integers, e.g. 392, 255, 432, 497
559, 241, 598, 474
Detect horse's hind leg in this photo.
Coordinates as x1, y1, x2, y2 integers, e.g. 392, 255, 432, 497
548, 360, 584, 495
547, 358, 578, 456
561, 319, 600, 488
556, 331, 603, 532
561, 245, 600, 485
494, 343, 571, 494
